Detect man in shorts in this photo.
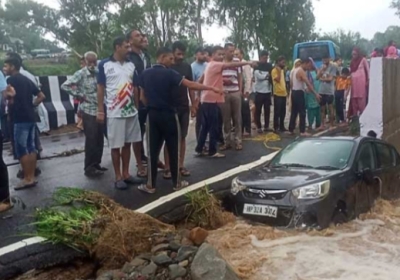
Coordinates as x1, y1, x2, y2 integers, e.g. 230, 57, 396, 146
3, 57, 45, 190
317, 55, 337, 130
97, 36, 144, 190
163, 41, 195, 179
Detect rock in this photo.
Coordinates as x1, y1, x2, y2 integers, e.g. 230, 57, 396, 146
154, 236, 169, 245
179, 260, 189, 267
96, 271, 113, 280
138, 253, 153, 261
151, 243, 170, 254
141, 261, 158, 277
191, 243, 240, 280
169, 241, 182, 251
178, 229, 191, 239
177, 246, 198, 262
181, 237, 194, 246
169, 264, 187, 279
152, 254, 173, 266
122, 258, 147, 274
112, 270, 128, 280
189, 227, 209, 246
170, 252, 177, 259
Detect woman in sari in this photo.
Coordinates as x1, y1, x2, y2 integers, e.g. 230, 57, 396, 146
348, 47, 369, 118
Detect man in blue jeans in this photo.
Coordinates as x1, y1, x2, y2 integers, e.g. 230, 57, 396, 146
3, 57, 45, 190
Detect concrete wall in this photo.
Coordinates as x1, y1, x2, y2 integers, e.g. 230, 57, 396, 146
361, 58, 400, 152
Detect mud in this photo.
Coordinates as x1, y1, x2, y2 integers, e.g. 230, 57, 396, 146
207, 199, 400, 280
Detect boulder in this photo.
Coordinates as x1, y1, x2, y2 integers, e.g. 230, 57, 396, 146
141, 261, 158, 277
189, 227, 209, 246
168, 264, 187, 279
176, 246, 198, 262
191, 243, 240, 280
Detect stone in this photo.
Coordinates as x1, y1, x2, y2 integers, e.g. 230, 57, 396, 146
141, 261, 158, 277
122, 258, 147, 274
178, 229, 191, 239
178, 260, 189, 267
152, 254, 173, 266
181, 237, 194, 246
176, 246, 198, 262
169, 264, 187, 279
112, 270, 128, 280
189, 227, 209, 246
138, 253, 153, 261
154, 237, 169, 245
170, 252, 178, 259
169, 241, 182, 251
191, 243, 240, 280
151, 243, 170, 254
96, 271, 113, 280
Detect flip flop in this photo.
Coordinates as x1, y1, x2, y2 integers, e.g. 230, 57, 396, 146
124, 176, 144, 185
163, 170, 172, 180
180, 167, 191, 177
137, 169, 148, 178
210, 153, 226, 158
173, 180, 189, 191
219, 144, 232, 151
235, 144, 243, 151
14, 180, 38, 191
138, 184, 156, 194
115, 180, 128, 190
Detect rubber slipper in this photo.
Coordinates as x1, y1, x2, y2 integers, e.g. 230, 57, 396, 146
124, 176, 144, 185
173, 180, 189, 191
163, 170, 172, 180
115, 180, 128, 190
210, 153, 226, 158
137, 169, 148, 178
180, 167, 191, 177
138, 184, 156, 194
14, 180, 38, 191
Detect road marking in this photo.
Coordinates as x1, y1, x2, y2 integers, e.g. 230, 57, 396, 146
0, 237, 46, 257
137, 151, 279, 214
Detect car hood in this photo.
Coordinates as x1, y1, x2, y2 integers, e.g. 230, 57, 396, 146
236, 167, 337, 190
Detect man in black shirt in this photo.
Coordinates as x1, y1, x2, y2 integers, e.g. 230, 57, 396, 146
126, 29, 152, 170
163, 41, 195, 179
137, 47, 222, 194
3, 57, 45, 190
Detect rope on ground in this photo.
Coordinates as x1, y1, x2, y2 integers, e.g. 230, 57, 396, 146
244, 132, 282, 151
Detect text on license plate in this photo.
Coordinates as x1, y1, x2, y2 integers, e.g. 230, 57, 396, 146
243, 204, 278, 218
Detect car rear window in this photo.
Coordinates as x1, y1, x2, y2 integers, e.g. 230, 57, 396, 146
271, 139, 354, 169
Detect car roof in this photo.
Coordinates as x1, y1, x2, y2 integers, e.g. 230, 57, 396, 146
297, 136, 392, 146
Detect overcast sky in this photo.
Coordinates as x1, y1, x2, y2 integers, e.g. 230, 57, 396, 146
38, 0, 399, 45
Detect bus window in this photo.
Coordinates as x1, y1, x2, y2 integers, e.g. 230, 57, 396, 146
298, 45, 330, 61
334, 45, 341, 57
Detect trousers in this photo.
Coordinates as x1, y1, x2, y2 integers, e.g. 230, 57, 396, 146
82, 113, 104, 170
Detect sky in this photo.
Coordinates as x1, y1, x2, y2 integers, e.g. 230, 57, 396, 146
37, 0, 400, 45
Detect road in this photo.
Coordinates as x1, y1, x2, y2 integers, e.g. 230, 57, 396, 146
0, 122, 294, 248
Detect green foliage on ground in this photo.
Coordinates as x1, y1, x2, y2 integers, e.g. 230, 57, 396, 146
23, 59, 80, 76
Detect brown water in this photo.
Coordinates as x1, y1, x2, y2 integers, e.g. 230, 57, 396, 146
208, 199, 400, 280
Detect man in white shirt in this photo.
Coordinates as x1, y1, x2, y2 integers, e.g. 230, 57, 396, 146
97, 37, 144, 190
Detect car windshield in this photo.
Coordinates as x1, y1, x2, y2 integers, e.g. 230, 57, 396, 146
270, 139, 354, 170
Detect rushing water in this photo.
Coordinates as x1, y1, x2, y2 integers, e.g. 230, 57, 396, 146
207, 199, 400, 280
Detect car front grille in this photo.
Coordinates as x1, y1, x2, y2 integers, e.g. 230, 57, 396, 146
243, 188, 288, 200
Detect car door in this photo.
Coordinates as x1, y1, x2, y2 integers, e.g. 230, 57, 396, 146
351, 141, 380, 215
373, 142, 400, 200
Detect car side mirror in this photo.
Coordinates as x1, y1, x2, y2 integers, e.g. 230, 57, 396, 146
360, 168, 374, 185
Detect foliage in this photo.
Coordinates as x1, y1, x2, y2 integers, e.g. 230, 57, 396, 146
23, 59, 80, 76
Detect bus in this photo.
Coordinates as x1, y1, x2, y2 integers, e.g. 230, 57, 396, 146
31, 49, 51, 58
293, 40, 341, 68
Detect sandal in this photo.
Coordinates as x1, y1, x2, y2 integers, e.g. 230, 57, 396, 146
138, 184, 156, 194
180, 167, 191, 177
14, 180, 38, 191
219, 144, 232, 151
137, 169, 147, 178
163, 169, 172, 180
173, 180, 189, 191
235, 144, 243, 151
210, 153, 226, 158
195, 151, 207, 157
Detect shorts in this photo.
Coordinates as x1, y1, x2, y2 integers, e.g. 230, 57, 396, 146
107, 115, 142, 149
319, 94, 334, 106
177, 109, 190, 138
14, 122, 37, 159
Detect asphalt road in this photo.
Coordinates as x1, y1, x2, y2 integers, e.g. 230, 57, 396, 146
0, 123, 294, 248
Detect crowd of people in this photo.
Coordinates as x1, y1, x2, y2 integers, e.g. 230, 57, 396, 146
0, 29, 375, 211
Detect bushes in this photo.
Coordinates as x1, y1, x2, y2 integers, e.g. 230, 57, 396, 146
24, 59, 80, 76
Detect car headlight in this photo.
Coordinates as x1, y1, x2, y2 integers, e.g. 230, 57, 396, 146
292, 180, 330, 200
231, 178, 247, 196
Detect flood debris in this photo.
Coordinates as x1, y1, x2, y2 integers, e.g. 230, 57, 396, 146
20, 187, 241, 280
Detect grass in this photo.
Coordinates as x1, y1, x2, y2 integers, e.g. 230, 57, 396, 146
52, 187, 86, 205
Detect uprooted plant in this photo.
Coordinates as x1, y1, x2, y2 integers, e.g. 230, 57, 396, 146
33, 187, 175, 269
184, 185, 235, 230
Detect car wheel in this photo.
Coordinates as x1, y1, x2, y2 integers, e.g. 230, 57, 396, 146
331, 200, 351, 226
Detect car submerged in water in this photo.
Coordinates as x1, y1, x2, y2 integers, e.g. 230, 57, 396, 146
230, 136, 400, 229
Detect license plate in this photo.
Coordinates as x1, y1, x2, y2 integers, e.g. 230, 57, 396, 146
243, 204, 278, 218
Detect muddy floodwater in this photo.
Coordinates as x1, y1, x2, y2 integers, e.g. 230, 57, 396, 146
208, 200, 400, 280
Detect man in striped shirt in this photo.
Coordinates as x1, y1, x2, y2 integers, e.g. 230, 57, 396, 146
220, 43, 243, 151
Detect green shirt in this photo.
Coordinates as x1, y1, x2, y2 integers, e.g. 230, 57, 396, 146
61, 67, 98, 116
